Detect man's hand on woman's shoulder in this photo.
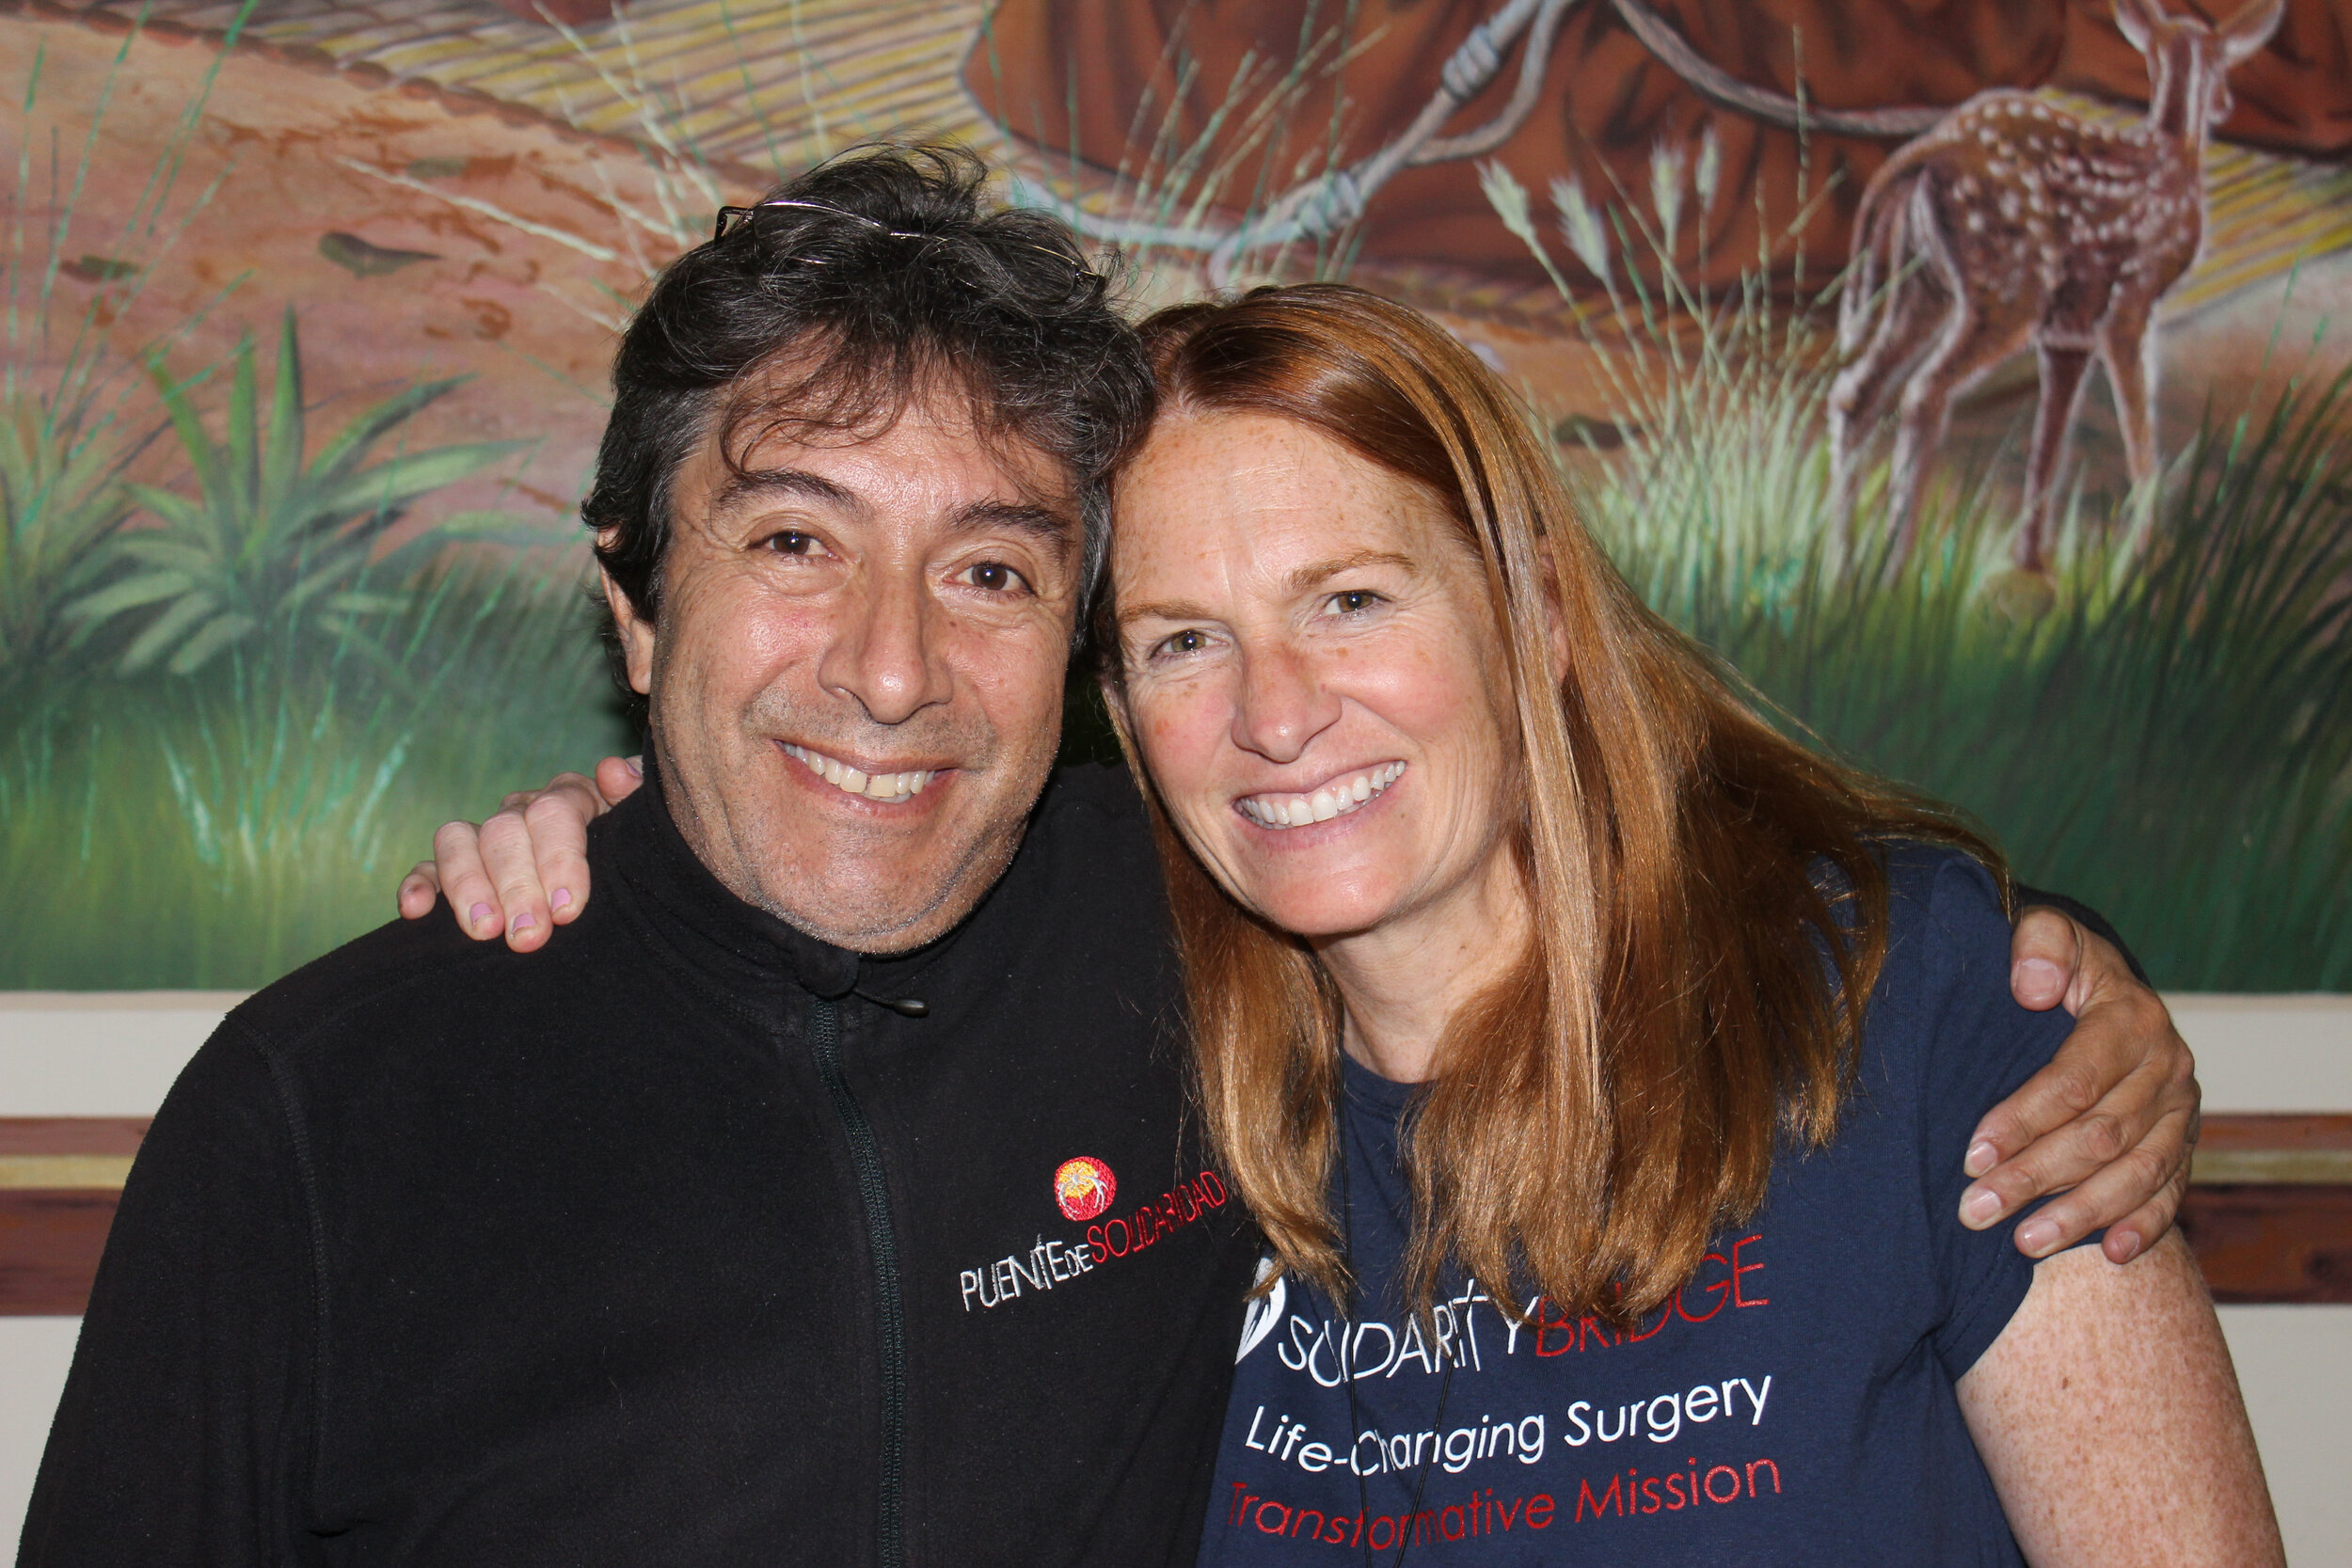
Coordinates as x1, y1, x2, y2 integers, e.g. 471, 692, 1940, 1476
1967, 907, 2199, 1267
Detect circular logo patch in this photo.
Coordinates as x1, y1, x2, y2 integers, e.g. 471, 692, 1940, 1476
1053, 1156, 1117, 1222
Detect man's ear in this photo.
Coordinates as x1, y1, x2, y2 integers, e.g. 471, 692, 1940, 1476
597, 551, 659, 697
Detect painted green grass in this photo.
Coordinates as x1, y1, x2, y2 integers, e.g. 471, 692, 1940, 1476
12, 293, 2342, 991
0, 563, 632, 988
4, 12, 2343, 992
1, 4, 628, 990
1476, 151, 2352, 990
1569, 314, 2352, 990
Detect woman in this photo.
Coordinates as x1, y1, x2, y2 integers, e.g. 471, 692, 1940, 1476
1093, 286, 2275, 1563
405, 285, 2268, 1563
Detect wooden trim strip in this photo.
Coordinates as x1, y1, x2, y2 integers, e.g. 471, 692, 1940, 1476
2192, 1149, 2352, 1184
0, 1156, 136, 1191
0, 1121, 151, 1193
5, 1119, 2352, 1311
2198, 1114, 2352, 1149
2180, 1184, 2352, 1304
2191, 1115, 2352, 1186
0, 1191, 122, 1316
0, 1119, 152, 1156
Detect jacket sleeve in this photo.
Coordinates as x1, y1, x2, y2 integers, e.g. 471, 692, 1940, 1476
17, 1023, 313, 1567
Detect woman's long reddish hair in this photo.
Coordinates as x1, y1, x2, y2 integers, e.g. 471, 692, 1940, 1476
1097, 284, 2004, 1323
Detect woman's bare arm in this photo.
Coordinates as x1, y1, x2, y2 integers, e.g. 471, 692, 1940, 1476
1959, 1230, 2280, 1565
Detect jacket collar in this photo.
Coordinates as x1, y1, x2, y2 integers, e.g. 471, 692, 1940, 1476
595, 752, 864, 1000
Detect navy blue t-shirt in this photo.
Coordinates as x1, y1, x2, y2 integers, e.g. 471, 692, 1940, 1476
1201, 850, 2070, 1566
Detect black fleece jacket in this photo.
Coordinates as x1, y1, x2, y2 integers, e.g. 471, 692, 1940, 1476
21, 759, 1261, 1568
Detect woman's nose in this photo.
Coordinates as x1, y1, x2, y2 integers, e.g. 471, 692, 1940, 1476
1230, 641, 1340, 765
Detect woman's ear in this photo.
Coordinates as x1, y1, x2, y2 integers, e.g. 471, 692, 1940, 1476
1542, 558, 1571, 687
1098, 672, 1141, 759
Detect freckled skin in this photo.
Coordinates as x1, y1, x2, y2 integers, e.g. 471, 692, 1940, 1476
605, 391, 1080, 952
1107, 413, 1551, 1077
1961, 1232, 2282, 1565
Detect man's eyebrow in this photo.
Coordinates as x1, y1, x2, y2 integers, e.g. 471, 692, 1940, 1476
1285, 549, 1416, 593
949, 498, 1082, 562
711, 467, 860, 515
711, 469, 1076, 559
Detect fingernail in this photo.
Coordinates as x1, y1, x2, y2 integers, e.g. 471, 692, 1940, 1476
2014, 958, 2063, 1003
1964, 1139, 1998, 1178
1963, 1187, 2002, 1227
626, 755, 643, 776
469, 902, 494, 930
2016, 1218, 2059, 1256
551, 888, 572, 911
512, 912, 536, 934
2109, 1228, 2141, 1262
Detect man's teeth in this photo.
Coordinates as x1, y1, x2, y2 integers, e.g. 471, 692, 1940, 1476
1237, 762, 1405, 830
781, 742, 936, 802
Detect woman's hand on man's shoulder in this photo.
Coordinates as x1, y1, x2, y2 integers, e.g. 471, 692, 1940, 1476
395, 756, 643, 951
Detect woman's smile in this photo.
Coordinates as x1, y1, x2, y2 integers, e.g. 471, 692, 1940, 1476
1109, 411, 1523, 950
1233, 760, 1405, 830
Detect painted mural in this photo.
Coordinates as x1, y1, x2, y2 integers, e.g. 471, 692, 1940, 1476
0, 0, 2345, 990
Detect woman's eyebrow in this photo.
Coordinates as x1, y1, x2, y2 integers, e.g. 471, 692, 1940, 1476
1120, 550, 1421, 627
1117, 596, 1214, 627
1285, 549, 1416, 592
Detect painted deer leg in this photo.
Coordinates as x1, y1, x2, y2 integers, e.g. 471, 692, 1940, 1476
1828, 369, 1871, 545
2101, 299, 2162, 524
1885, 308, 2018, 572
2015, 342, 2097, 574
1829, 275, 1945, 547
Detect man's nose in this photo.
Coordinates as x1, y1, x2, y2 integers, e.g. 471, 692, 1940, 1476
1230, 640, 1340, 765
817, 567, 955, 726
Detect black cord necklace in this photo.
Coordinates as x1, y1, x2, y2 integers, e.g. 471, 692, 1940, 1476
1340, 1091, 1456, 1568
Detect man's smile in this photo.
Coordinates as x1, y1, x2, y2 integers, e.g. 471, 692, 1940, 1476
779, 739, 947, 804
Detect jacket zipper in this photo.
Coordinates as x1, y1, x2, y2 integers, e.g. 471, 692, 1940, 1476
807, 994, 907, 1567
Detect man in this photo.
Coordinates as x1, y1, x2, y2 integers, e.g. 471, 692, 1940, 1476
23, 146, 2196, 1567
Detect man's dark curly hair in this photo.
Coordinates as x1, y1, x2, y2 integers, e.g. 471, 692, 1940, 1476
585, 143, 1152, 669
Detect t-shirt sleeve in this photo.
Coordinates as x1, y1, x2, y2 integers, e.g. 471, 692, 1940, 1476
1887, 852, 2081, 1382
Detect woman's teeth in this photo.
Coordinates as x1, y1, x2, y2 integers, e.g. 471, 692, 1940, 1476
782, 742, 936, 803
1237, 762, 1405, 829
